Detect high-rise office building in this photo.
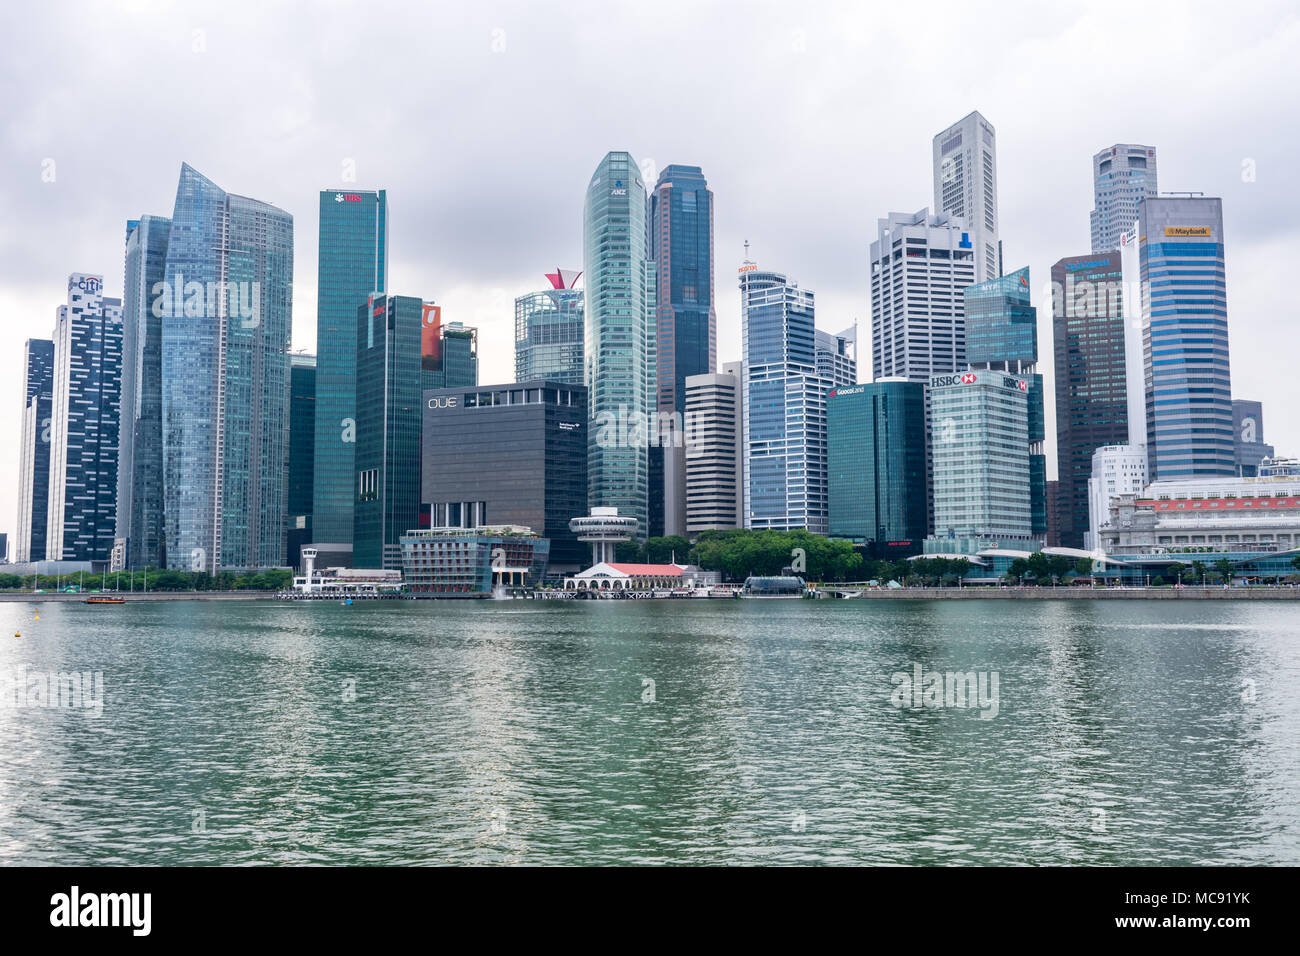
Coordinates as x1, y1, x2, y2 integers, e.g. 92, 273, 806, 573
313, 187, 388, 556
421, 380, 589, 571
1232, 400, 1275, 477
1086, 443, 1147, 550
740, 262, 829, 533
827, 380, 927, 557
1051, 252, 1130, 547
160, 163, 293, 572
47, 274, 122, 562
15, 338, 55, 563
963, 266, 1046, 537
515, 270, 584, 385
1091, 145, 1157, 253
815, 327, 857, 387
116, 214, 171, 569
287, 352, 316, 568
933, 111, 999, 282
650, 165, 715, 416
1139, 197, 1234, 480
684, 363, 742, 533
428, 318, 478, 390
583, 151, 655, 538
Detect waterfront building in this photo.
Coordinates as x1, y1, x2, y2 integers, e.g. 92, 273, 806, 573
47, 274, 122, 563
116, 215, 171, 569
15, 338, 54, 563
684, 365, 743, 533
287, 352, 316, 568
827, 379, 927, 558
933, 111, 1000, 282
815, 327, 857, 387
1091, 145, 1158, 253
160, 164, 293, 572
563, 562, 688, 591
312, 187, 387, 558
926, 368, 1034, 553
515, 271, 584, 385
1232, 400, 1274, 477
739, 262, 830, 533
569, 507, 638, 567
421, 380, 588, 571
400, 526, 550, 596
1086, 443, 1147, 550
1051, 252, 1129, 547
583, 151, 655, 538
1139, 196, 1234, 480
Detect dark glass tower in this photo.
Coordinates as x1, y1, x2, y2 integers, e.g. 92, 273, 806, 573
16, 338, 55, 563
313, 188, 388, 554
287, 352, 316, 567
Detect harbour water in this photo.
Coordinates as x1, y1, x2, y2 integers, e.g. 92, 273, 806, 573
0, 598, 1296, 865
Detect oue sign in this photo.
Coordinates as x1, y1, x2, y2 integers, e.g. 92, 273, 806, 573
427, 396, 458, 410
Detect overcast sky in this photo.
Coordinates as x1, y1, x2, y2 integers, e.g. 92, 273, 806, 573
2, 0, 1298, 547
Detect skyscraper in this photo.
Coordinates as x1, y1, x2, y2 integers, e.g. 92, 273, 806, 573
1232, 400, 1275, 477
1091, 145, 1157, 253
47, 274, 122, 562
515, 270, 584, 385
740, 262, 829, 533
583, 151, 655, 538
1139, 197, 1234, 479
116, 214, 171, 569
815, 327, 857, 387
287, 352, 316, 568
933, 111, 1000, 282
313, 187, 388, 557
15, 338, 54, 563
160, 163, 293, 572
1051, 252, 1130, 547
684, 365, 742, 533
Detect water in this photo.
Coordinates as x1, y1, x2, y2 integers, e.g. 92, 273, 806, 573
0, 598, 1297, 865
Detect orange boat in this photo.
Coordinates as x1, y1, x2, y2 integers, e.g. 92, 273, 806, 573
84, 596, 126, 605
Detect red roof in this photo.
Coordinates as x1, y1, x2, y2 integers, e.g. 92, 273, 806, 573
607, 563, 685, 577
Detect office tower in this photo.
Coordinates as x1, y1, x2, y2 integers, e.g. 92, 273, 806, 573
684, 366, 742, 533
1086, 443, 1147, 549
1051, 252, 1130, 547
15, 338, 55, 563
427, 318, 478, 390
1044, 479, 1062, 547
0, 533, 7, 563
740, 262, 829, 533
650, 165, 716, 415
583, 151, 655, 538
1091, 145, 1157, 253
815, 326, 857, 387
160, 163, 293, 572
962, 266, 1046, 537
515, 271, 584, 385
116, 214, 171, 569
1232, 400, 1275, 477
313, 187, 388, 556
47, 274, 122, 562
827, 380, 927, 558
1139, 197, 1234, 479
287, 353, 316, 568
933, 111, 999, 282
927, 369, 1033, 550
421, 380, 588, 571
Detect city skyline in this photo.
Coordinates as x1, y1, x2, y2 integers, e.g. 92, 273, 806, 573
2, 3, 1298, 544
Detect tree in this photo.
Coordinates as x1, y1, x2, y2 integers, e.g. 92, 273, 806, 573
1073, 557, 1093, 579
1007, 558, 1030, 584
1190, 560, 1208, 585
645, 536, 690, 565
1214, 558, 1235, 586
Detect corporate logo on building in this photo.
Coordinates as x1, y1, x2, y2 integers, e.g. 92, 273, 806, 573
427, 395, 459, 410
69, 275, 102, 294
610, 179, 627, 197
929, 370, 1027, 391
1164, 226, 1212, 237
334, 192, 363, 203
829, 385, 867, 398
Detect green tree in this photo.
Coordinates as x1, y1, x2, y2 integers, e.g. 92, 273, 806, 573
1007, 558, 1030, 584
1190, 560, 1208, 585
1214, 558, 1235, 585
1073, 557, 1093, 579
645, 536, 691, 565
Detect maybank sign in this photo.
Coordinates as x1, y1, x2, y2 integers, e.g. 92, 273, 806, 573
1164, 226, 1212, 237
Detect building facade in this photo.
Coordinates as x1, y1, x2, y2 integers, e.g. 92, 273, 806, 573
515, 271, 584, 385
1091, 144, 1158, 253
933, 111, 1000, 283
287, 352, 316, 568
160, 164, 293, 572
1140, 197, 1234, 480
827, 380, 926, 557
1232, 399, 1275, 477
47, 274, 122, 562
400, 527, 550, 596
684, 367, 742, 533
815, 327, 857, 387
421, 380, 588, 571
15, 338, 55, 564
1087, 443, 1147, 550
583, 151, 655, 538
312, 187, 388, 554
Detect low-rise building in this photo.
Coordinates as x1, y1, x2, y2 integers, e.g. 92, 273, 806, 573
400, 526, 550, 597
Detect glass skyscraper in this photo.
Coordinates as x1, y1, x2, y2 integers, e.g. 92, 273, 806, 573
15, 338, 54, 563
160, 164, 293, 572
313, 188, 388, 553
1139, 197, 1234, 479
827, 380, 926, 556
583, 151, 655, 538
116, 214, 171, 569
47, 274, 122, 562
287, 352, 316, 567
515, 271, 584, 385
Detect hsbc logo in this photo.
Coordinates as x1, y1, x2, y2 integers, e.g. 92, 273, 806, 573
960, 373, 977, 384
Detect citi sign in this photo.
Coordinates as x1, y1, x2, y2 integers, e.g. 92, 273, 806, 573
69, 275, 102, 294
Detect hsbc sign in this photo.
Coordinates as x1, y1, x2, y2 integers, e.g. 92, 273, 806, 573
929, 370, 1030, 392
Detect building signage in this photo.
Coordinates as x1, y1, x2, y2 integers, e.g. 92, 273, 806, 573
1164, 226, 1212, 237
929, 371, 1027, 391
830, 385, 866, 398
334, 192, 364, 203
69, 275, 102, 294
427, 396, 458, 410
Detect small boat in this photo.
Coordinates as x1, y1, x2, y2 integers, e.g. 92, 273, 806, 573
84, 595, 126, 605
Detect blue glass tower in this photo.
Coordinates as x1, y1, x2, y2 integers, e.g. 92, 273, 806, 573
1139, 197, 1234, 479
313, 188, 388, 554
287, 352, 316, 567
16, 338, 55, 563
515, 272, 584, 385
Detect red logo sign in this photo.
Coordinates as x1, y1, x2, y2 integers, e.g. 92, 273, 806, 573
960, 373, 977, 384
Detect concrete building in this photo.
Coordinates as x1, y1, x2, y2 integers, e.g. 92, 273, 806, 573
815, 326, 857, 388
933, 111, 1000, 282
1086, 443, 1147, 550
400, 526, 550, 596
1232, 399, 1275, 477
1091, 145, 1158, 253
684, 365, 742, 533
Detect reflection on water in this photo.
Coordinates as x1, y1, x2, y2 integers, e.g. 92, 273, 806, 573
0, 598, 1295, 865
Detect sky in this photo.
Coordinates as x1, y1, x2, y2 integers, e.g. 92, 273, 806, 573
2, 0, 1298, 547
